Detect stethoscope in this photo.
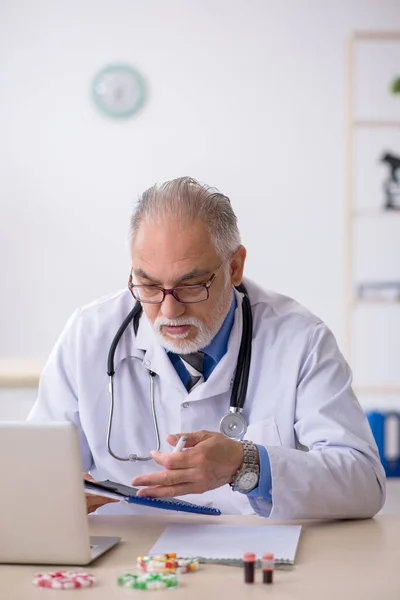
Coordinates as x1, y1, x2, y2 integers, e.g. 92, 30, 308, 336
106, 283, 252, 462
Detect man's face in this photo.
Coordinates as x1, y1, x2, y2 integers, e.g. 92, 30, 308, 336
130, 219, 245, 353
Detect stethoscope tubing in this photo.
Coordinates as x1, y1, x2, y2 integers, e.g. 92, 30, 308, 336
106, 284, 252, 461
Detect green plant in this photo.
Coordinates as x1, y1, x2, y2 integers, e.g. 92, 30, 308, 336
390, 76, 400, 94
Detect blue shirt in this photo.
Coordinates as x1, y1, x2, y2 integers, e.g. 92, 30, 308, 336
168, 293, 237, 385
167, 292, 272, 500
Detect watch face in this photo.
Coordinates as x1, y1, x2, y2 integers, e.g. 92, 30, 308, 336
238, 470, 259, 492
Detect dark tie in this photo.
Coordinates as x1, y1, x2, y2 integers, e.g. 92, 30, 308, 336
179, 352, 205, 392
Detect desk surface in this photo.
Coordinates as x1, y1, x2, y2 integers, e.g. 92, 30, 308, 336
1, 514, 399, 599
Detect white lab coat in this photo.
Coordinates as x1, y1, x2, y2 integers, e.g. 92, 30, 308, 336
28, 278, 385, 519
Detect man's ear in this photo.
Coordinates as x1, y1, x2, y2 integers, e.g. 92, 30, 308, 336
230, 245, 247, 286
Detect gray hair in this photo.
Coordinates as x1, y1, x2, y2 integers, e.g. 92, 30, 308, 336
129, 176, 241, 259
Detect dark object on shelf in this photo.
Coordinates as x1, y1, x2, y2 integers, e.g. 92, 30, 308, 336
357, 281, 400, 301
390, 76, 400, 94
381, 152, 400, 209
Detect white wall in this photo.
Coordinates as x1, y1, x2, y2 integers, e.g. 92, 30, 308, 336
0, 389, 37, 420
1, 0, 400, 364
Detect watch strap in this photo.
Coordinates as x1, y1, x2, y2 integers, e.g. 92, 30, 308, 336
230, 440, 260, 492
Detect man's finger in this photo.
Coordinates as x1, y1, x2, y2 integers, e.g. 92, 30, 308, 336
166, 430, 214, 449
136, 482, 205, 498
166, 434, 180, 447
85, 494, 118, 514
149, 449, 192, 469
132, 467, 196, 488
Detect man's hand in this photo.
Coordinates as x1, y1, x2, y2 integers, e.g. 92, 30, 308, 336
131, 431, 244, 498
83, 473, 119, 514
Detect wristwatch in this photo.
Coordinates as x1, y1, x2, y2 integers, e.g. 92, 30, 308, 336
230, 440, 260, 493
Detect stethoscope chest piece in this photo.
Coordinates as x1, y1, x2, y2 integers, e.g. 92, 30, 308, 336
220, 410, 247, 440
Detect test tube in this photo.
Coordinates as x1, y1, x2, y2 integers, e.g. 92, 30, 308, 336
261, 553, 274, 584
243, 552, 256, 583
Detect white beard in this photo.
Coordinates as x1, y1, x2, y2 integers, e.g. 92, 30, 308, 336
152, 287, 233, 354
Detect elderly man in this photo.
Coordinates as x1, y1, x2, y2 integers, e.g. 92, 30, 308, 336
28, 176, 385, 518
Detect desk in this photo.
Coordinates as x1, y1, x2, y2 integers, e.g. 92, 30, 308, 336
1, 514, 399, 599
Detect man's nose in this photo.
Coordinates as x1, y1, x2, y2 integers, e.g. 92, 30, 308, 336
160, 293, 186, 319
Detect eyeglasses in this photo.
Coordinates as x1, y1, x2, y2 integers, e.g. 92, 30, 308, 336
128, 262, 224, 304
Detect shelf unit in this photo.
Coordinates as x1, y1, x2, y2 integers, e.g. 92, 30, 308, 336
352, 208, 400, 217
351, 300, 400, 306
345, 31, 400, 401
354, 120, 400, 129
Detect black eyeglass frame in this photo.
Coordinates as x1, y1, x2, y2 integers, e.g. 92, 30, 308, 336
128, 262, 225, 305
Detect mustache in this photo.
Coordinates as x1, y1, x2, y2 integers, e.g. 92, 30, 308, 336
154, 317, 201, 328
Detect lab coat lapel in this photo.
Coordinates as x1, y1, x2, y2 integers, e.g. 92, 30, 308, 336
135, 312, 186, 391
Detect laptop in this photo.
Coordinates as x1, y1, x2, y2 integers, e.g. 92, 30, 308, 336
0, 421, 120, 565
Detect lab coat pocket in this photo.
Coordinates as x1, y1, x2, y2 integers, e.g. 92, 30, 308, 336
245, 417, 282, 448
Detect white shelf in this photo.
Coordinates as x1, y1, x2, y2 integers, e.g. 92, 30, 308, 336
353, 31, 400, 41
352, 208, 400, 218
353, 120, 400, 129
354, 384, 400, 394
351, 299, 400, 306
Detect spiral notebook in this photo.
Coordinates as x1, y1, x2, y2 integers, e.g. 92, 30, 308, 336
84, 479, 221, 516
148, 524, 302, 566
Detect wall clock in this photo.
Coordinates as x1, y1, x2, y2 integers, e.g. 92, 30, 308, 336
91, 64, 146, 118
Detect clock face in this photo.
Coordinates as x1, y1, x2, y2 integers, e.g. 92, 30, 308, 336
91, 64, 146, 118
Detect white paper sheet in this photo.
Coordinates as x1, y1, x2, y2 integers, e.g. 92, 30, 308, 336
148, 524, 302, 564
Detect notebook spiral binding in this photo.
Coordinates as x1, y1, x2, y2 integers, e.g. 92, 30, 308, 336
127, 496, 221, 515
